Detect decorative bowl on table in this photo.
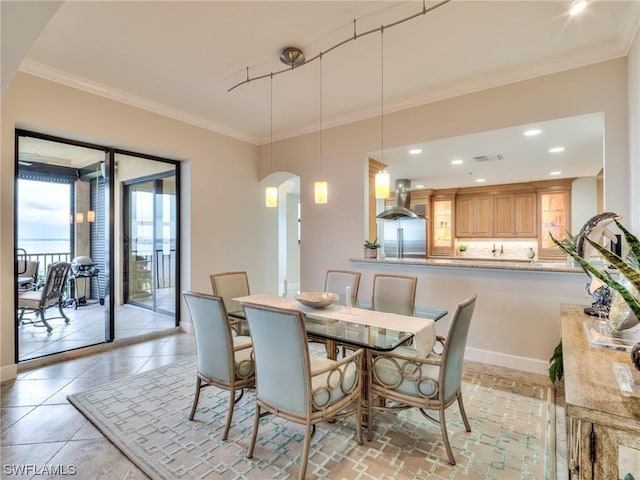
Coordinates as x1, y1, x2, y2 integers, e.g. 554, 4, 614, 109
294, 292, 339, 309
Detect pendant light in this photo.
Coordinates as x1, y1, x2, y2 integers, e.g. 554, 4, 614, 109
314, 53, 328, 204
375, 27, 390, 199
265, 73, 278, 208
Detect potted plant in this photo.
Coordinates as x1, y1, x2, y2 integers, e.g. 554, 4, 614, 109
363, 238, 381, 259
458, 243, 468, 256
548, 217, 640, 382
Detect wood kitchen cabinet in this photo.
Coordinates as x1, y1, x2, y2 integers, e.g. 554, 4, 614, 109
494, 192, 537, 237
431, 193, 455, 255
538, 182, 571, 259
455, 194, 493, 237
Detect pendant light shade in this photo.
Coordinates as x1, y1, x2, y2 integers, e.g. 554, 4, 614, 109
375, 170, 390, 199
265, 186, 278, 208
314, 180, 328, 204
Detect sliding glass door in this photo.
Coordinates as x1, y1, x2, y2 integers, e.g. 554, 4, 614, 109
121, 157, 177, 317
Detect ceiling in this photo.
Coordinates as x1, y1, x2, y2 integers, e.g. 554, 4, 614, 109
5, 1, 639, 187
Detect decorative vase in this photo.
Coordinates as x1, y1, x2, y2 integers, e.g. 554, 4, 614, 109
632, 343, 640, 371
607, 275, 640, 332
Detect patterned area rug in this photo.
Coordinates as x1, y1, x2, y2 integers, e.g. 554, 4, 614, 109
68, 359, 555, 480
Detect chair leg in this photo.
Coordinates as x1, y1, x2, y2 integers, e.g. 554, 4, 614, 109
189, 376, 202, 420
59, 303, 70, 323
439, 408, 456, 465
39, 309, 53, 333
355, 393, 363, 445
366, 353, 374, 442
247, 403, 261, 458
299, 421, 314, 480
222, 387, 236, 441
457, 393, 471, 432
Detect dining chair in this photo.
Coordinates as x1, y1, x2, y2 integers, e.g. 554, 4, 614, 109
17, 261, 71, 333
182, 291, 255, 440
324, 269, 361, 300
17, 259, 40, 290
210, 271, 251, 335
242, 303, 364, 480
371, 273, 417, 309
366, 293, 477, 465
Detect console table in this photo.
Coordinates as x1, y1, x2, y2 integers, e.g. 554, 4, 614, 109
561, 304, 640, 479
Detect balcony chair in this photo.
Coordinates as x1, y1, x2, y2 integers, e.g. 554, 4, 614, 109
182, 291, 255, 440
242, 303, 364, 480
17, 261, 71, 333
17, 259, 40, 290
210, 271, 251, 335
366, 293, 477, 465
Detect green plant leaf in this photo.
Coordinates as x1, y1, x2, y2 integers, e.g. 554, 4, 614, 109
550, 233, 640, 319
615, 219, 640, 265
585, 237, 640, 293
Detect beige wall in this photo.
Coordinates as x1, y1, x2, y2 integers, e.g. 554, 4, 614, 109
261, 58, 631, 374
629, 27, 640, 233
1, 56, 635, 379
1, 73, 264, 379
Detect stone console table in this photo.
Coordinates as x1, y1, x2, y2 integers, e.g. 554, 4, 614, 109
561, 304, 640, 479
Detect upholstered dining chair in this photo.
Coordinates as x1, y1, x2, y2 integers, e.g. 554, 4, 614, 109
17, 259, 40, 290
242, 303, 364, 480
324, 269, 361, 300
210, 271, 251, 335
366, 294, 477, 465
17, 261, 71, 333
182, 291, 255, 440
371, 273, 417, 311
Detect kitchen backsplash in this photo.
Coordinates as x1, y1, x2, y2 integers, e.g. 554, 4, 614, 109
454, 239, 538, 260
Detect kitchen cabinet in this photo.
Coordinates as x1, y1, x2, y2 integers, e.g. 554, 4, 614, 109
494, 192, 537, 237
538, 188, 571, 259
431, 194, 454, 255
455, 194, 493, 237
562, 304, 640, 479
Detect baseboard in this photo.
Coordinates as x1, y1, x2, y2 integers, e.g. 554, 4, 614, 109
465, 346, 549, 376
1, 363, 18, 383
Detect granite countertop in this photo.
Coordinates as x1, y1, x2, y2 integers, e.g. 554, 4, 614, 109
350, 256, 583, 273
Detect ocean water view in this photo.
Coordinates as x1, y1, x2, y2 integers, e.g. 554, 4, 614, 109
18, 239, 71, 255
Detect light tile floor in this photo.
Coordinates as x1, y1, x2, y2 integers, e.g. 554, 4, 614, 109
1, 334, 568, 479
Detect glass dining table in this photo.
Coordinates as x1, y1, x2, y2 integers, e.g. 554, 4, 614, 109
232, 293, 447, 360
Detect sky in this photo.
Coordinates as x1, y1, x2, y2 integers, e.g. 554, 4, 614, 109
17, 179, 71, 240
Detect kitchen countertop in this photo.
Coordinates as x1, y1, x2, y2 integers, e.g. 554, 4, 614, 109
350, 256, 583, 273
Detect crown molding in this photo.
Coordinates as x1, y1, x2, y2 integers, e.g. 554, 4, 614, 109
19, 59, 259, 145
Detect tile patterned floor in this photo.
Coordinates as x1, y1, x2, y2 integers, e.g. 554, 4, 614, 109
1, 333, 568, 480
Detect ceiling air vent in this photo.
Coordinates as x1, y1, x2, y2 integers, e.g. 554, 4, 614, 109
473, 154, 504, 162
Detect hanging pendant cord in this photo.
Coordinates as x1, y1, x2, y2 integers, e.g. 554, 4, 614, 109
228, 0, 450, 92
380, 27, 384, 165
319, 53, 323, 176
270, 73, 273, 174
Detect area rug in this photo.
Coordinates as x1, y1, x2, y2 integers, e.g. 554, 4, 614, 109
68, 359, 555, 480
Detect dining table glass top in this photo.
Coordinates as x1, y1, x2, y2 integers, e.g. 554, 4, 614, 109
233, 293, 447, 353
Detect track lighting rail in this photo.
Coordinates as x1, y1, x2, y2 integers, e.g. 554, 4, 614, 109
227, 0, 450, 92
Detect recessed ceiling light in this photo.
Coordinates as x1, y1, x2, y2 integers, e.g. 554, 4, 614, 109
524, 129, 542, 136
409, 148, 422, 155
548, 147, 565, 153
451, 159, 463, 165
415, 184, 424, 188
550, 171, 562, 176
570, 0, 587, 16
475, 178, 486, 183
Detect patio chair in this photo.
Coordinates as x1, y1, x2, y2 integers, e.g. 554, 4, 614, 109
17, 261, 71, 333
210, 271, 250, 335
243, 303, 363, 480
182, 291, 255, 440
366, 294, 477, 465
17, 259, 40, 290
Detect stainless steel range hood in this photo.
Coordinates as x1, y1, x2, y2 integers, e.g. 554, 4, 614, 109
376, 179, 421, 220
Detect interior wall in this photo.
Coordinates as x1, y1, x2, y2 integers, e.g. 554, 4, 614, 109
259, 58, 629, 373
629, 27, 640, 233
1, 72, 262, 379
